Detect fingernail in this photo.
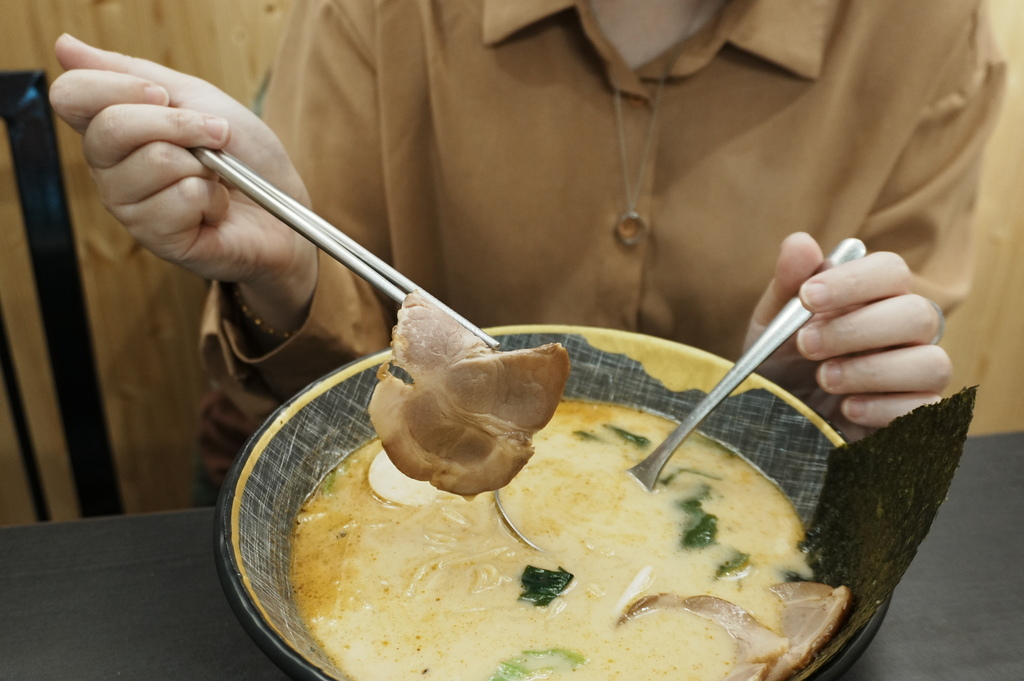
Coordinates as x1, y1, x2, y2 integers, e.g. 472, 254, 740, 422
843, 397, 866, 421
60, 33, 84, 45
801, 282, 829, 309
203, 116, 228, 142
820, 361, 841, 391
143, 84, 170, 106
798, 324, 823, 357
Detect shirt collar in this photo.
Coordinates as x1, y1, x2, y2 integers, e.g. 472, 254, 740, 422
728, 0, 840, 80
482, 0, 838, 81
482, 0, 576, 45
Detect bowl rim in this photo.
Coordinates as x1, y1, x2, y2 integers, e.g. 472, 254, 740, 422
215, 347, 385, 681
214, 325, 881, 681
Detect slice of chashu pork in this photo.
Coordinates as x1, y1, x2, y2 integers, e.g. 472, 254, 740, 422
617, 582, 852, 681
368, 292, 571, 496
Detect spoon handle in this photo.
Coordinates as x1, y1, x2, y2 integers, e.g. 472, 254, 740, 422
628, 238, 867, 491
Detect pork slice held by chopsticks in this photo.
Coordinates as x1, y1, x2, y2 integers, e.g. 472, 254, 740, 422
368, 292, 570, 496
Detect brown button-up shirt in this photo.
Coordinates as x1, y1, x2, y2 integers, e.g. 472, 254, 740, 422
202, 0, 1005, 418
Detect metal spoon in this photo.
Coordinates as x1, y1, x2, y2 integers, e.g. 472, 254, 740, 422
627, 237, 867, 490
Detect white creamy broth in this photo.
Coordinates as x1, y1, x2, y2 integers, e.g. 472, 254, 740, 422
291, 400, 814, 681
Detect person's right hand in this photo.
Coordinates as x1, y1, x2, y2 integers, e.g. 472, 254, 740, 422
49, 34, 318, 332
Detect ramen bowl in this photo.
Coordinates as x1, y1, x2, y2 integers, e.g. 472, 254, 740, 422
214, 325, 887, 681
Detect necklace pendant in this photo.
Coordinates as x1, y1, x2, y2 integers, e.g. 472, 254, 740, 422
614, 210, 647, 246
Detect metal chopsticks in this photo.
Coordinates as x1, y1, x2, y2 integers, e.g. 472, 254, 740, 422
190, 147, 500, 350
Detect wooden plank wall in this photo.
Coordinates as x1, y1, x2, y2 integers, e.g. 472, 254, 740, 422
0, 0, 294, 525
944, 0, 1024, 434
0, 0, 1021, 525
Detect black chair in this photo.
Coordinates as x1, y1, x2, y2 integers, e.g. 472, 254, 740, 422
0, 70, 122, 519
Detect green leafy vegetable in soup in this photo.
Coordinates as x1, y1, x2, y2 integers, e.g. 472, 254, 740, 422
488, 648, 587, 680
715, 551, 752, 579
604, 424, 651, 448
518, 566, 574, 607
678, 487, 718, 549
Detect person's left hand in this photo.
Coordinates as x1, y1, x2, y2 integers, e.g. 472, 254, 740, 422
747, 232, 951, 441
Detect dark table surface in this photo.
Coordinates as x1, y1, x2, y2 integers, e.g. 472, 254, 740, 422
2, 431, 1022, 681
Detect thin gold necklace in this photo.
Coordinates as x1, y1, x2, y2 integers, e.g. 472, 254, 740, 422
610, 1, 710, 245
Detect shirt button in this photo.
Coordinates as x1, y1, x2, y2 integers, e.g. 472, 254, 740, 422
614, 211, 647, 246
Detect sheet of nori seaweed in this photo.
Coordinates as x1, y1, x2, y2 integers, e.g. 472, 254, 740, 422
794, 386, 977, 679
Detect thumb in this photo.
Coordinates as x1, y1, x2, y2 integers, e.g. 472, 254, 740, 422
749, 232, 823, 332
